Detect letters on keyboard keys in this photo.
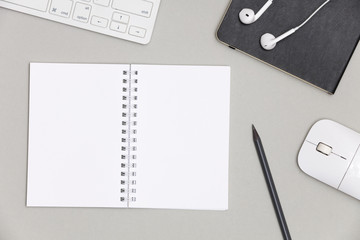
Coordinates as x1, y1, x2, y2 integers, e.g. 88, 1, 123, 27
112, 0, 153, 18
49, 0, 73, 18
0, 0, 161, 44
73, 2, 91, 23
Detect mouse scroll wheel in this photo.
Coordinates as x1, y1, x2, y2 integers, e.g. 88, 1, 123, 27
316, 142, 332, 156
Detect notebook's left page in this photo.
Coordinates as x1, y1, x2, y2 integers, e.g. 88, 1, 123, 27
27, 63, 129, 208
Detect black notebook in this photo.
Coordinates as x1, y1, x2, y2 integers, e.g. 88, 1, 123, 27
217, 0, 360, 94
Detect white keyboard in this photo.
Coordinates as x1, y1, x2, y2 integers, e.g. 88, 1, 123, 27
0, 0, 161, 44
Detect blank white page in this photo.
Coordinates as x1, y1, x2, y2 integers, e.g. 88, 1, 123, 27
131, 65, 230, 210
27, 63, 128, 207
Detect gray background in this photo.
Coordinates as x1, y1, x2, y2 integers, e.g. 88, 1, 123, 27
0, 0, 360, 239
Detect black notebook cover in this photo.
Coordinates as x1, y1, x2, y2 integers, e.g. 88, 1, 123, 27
217, 0, 360, 94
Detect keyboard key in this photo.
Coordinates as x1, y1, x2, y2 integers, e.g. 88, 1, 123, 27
49, 0, 73, 18
73, 2, 91, 23
91, 16, 108, 28
112, 12, 130, 24
110, 22, 127, 33
129, 26, 146, 38
1, 0, 161, 44
112, 0, 153, 18
4, 0, 49, 12
94, 0, 110, 7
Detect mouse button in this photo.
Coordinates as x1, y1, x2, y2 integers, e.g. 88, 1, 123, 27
307, 120, 360, 161
298, 141, 350, 188
316, 142, 332, 156
339, 147, 360, 200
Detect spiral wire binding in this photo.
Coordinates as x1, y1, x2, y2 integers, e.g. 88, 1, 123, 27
120, 69, 138, 206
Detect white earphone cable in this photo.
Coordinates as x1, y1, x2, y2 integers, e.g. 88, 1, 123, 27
295, 0, 330, 30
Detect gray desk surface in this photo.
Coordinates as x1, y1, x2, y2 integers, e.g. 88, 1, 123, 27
1, 1, 360, 239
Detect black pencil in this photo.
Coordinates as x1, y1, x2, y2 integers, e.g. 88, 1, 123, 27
252, 125, 292, 240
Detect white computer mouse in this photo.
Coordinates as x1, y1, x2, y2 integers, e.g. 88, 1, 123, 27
298, 119, 360, 200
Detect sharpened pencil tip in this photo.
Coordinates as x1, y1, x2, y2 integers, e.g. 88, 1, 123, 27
252, 124, 260, 141
252, 124, 257, 134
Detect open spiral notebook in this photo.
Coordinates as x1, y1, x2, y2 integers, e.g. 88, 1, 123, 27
27, 63, 230, 210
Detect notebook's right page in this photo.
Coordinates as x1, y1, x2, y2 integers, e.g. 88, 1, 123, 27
131, 65, 230, 210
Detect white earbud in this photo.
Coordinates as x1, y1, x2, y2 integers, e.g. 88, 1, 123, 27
260, 29, 296, 50
260, 0, 330, 50
239, 0, 273, 24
